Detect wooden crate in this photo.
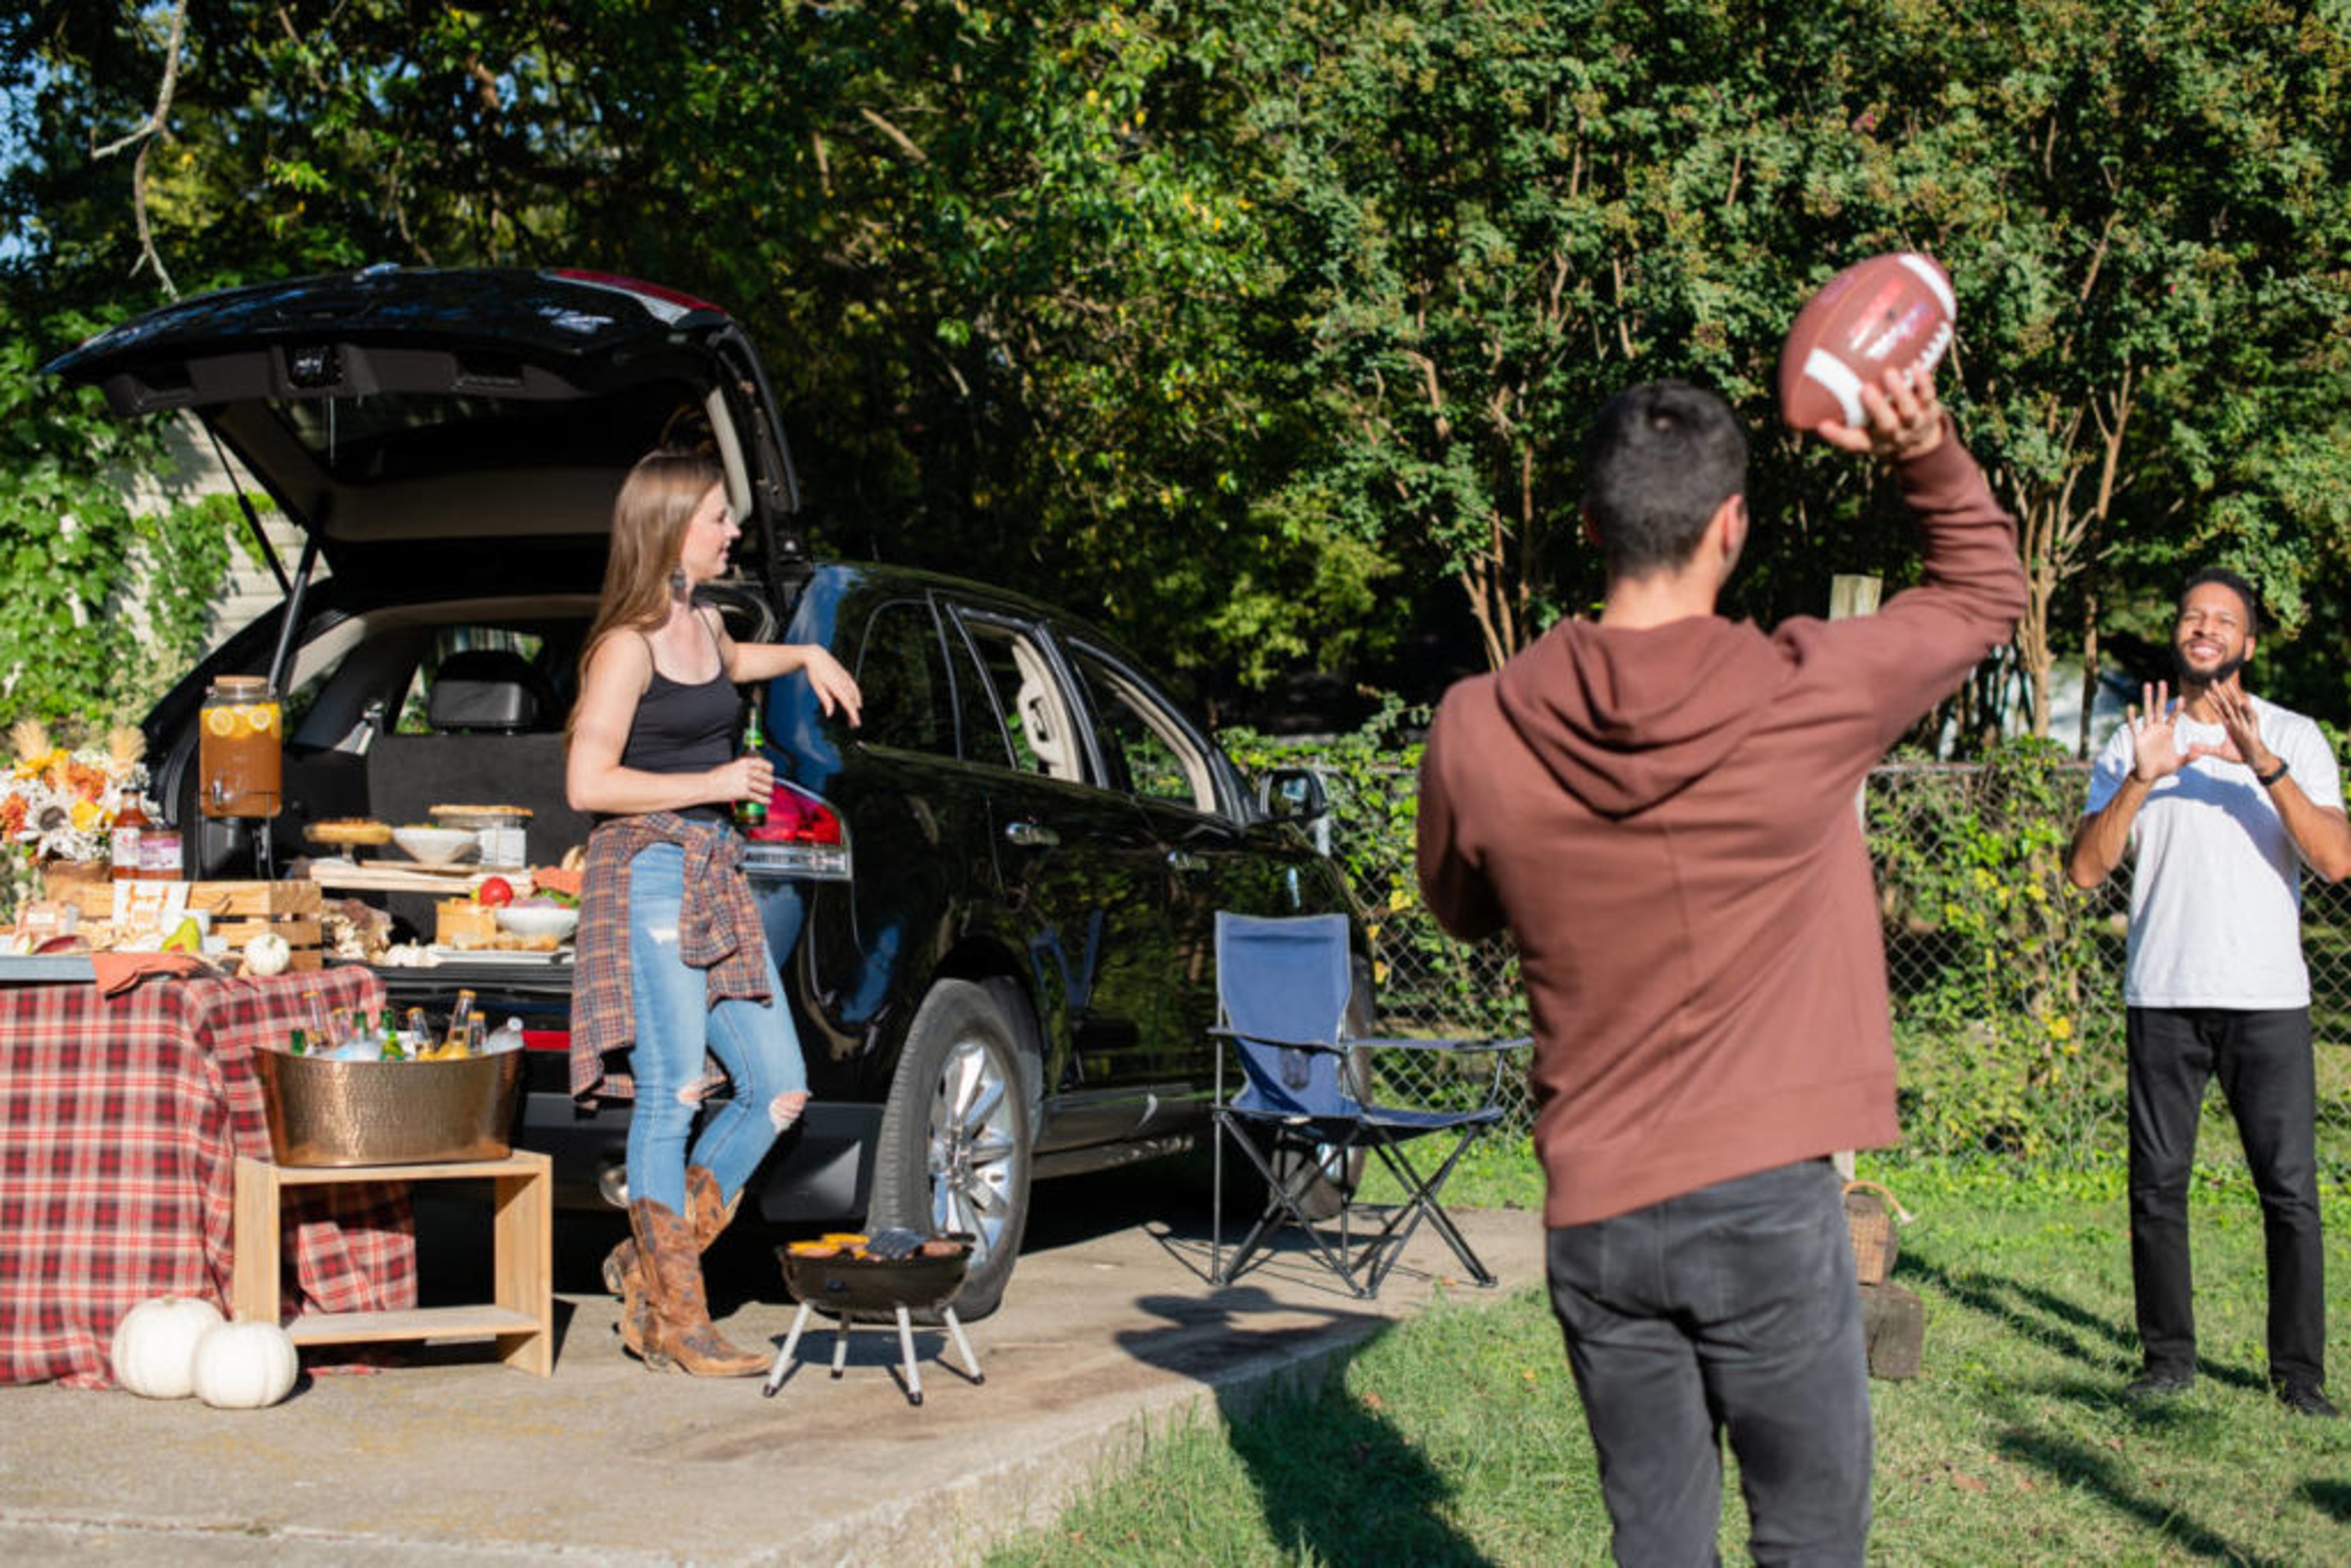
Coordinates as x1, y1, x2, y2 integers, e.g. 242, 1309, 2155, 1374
190, 882, 324, 970
186, 880, 324, 918
36, 876, 328, 970
38, 863, 117, 921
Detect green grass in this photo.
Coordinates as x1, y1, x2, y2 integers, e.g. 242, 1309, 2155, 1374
988, 1155, 2351, 1566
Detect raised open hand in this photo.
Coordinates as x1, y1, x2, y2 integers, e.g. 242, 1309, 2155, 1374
2203, 675, 2268, 773
2130, 679, 2241, 782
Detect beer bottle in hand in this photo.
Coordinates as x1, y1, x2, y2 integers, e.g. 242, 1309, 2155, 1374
735, 702, 768, 830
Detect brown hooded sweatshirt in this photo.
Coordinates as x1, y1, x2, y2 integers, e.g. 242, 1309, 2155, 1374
1416, 432, 2025, 1226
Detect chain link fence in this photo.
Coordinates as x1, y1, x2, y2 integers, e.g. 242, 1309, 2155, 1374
1343, 759, 2351, 1178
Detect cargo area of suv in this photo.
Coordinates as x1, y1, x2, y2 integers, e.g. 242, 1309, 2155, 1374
47, 266, 1360, 1318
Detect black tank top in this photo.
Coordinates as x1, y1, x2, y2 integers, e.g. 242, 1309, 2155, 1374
618, 625, 738, 822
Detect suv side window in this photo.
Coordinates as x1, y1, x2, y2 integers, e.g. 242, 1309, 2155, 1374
1068, 645, 1220, 814
853, 600, 956, 757
943, 618, 1012, 769
954, 616, 1086, 782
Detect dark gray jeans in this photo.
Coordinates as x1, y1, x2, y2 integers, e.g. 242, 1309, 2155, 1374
1547, 1158, 1871, 1567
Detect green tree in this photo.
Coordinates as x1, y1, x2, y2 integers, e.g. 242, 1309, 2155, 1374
7, 1, 2351, 737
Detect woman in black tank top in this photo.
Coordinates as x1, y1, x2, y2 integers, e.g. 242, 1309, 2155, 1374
564, 447, 861, 1377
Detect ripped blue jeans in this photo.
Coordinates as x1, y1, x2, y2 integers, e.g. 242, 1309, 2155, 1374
623, 841, 807, 1215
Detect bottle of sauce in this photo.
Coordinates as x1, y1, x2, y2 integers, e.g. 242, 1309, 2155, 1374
138, 806, 182, 881
109, 794, 149, 882
735, 703, 768, 830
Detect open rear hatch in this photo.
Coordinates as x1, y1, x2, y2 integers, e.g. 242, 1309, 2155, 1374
44, 264, 804, 604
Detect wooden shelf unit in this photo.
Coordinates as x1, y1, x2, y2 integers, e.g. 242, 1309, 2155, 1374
232, 1150, 553, 1376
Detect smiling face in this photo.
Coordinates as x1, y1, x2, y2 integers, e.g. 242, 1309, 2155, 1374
675, 481, 740, 587
2172, 579, 2255, 689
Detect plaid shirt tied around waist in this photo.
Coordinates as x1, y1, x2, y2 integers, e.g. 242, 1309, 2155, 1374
569, 811, 771, 1106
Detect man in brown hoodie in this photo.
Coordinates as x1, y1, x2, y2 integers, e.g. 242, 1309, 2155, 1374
1417, 371, 2023, 1563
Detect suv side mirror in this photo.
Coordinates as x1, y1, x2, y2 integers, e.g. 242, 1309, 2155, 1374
1261, 767, 1329, 823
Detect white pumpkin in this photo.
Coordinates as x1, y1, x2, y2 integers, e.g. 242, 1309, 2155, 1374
242, 931, 291, 978
190, 1320, 300, 1409
110, 1294, 225, 1398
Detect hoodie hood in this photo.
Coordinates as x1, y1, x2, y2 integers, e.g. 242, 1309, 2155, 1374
1494, 616, 1790, 817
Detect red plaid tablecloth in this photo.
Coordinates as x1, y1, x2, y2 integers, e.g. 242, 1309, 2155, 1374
0, 965, 416, 1388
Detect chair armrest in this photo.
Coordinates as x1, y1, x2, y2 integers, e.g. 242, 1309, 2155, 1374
1343, 1035, 1532, 1054
1207, 1026, 1350, 1053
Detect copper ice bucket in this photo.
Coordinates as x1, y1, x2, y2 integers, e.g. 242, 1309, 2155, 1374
253, 1049, 522, 1166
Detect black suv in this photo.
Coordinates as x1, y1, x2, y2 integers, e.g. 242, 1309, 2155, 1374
48, 266, 1356, 1316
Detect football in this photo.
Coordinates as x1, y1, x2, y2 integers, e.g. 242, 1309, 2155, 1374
1776, 252, 1955, 431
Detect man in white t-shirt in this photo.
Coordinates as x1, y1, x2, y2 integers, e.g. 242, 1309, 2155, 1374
2068, 567, 2351, 1419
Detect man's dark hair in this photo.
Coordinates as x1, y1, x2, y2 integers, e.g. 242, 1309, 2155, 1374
1581, 381, 1750, 579
2179, 566, 2261, 641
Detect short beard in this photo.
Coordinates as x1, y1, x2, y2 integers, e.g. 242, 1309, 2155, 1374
2174, 648, 2246, 690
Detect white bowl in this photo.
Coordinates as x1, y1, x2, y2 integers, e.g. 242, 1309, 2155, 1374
494, 903, 579, 942
392, 825, 479, 865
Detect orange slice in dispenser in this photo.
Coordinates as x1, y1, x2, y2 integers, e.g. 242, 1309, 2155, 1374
204, 708, 239, 737
247, 706, 276, 733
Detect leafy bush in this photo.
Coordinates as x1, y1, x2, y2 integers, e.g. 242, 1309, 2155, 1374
1869, 744, 2126, 1160
0, 323, 239, 742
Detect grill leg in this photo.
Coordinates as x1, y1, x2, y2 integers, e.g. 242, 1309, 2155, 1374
896, 1305, 923, 1406
762, 1301, 816, 1397
831, 1322, 850, 1378
942, 1306, 984, 1385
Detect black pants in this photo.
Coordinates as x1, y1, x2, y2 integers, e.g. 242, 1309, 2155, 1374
1548, 1160, 1870, 1566
2127, 1006, 2327, 1390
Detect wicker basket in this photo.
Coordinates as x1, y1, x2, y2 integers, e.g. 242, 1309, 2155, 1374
1842, 1180, 1907, 1286
253, 1048, 522, 1166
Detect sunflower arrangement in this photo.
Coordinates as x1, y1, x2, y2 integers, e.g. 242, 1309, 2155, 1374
1, 722, 149, 913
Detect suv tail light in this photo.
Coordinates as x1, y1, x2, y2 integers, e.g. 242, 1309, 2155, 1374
743, 779, 852, 881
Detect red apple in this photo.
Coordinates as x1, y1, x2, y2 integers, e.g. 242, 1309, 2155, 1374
476, 876, 516, 907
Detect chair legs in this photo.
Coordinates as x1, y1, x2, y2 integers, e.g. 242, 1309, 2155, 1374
1212, 1113, 1495, 1297
1364, 1132, 1496, 1289
1215, 1115, 1374, 1296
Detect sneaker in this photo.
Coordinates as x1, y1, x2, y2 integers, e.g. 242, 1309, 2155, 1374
2274, 1382, 2341, 1419
2125, 1369, 2193, 1401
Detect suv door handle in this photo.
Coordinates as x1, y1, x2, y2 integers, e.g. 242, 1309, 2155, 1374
1003, 820, 1060, 849
1164, 849, 1207, 872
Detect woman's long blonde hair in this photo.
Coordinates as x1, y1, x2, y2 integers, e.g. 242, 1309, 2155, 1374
570, 447, 723, 743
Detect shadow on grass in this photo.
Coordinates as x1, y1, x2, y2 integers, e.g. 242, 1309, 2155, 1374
1118, 1286, 1493, 1566
1997, 1428, 2281, 1567
2299, 1479, 2351, 1523
1897, 1248, 2265, 1394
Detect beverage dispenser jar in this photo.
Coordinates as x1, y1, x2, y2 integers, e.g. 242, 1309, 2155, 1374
198, 675, 283, 819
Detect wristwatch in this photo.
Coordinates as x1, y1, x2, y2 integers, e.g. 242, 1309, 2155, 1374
2255, 757, 2291, 788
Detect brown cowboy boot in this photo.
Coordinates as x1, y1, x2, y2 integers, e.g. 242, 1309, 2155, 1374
605, 1165, 744, 1297
631, 1196, 769, 1377
613, 1167, 745, 1360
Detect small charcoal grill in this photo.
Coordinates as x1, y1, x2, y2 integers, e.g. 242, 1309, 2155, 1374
762, 1231, 984, 1406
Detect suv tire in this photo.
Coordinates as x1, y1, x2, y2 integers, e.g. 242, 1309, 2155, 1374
868, 978, 1035, 1321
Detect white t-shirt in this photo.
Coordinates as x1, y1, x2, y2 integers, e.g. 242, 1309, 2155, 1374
2082, 694, 2344, 1008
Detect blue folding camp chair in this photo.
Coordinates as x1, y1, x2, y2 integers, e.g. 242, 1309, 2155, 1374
1210, 911, 1528, 1297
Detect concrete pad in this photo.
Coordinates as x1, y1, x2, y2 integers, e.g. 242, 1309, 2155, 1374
0, 1188, 1542, 1566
